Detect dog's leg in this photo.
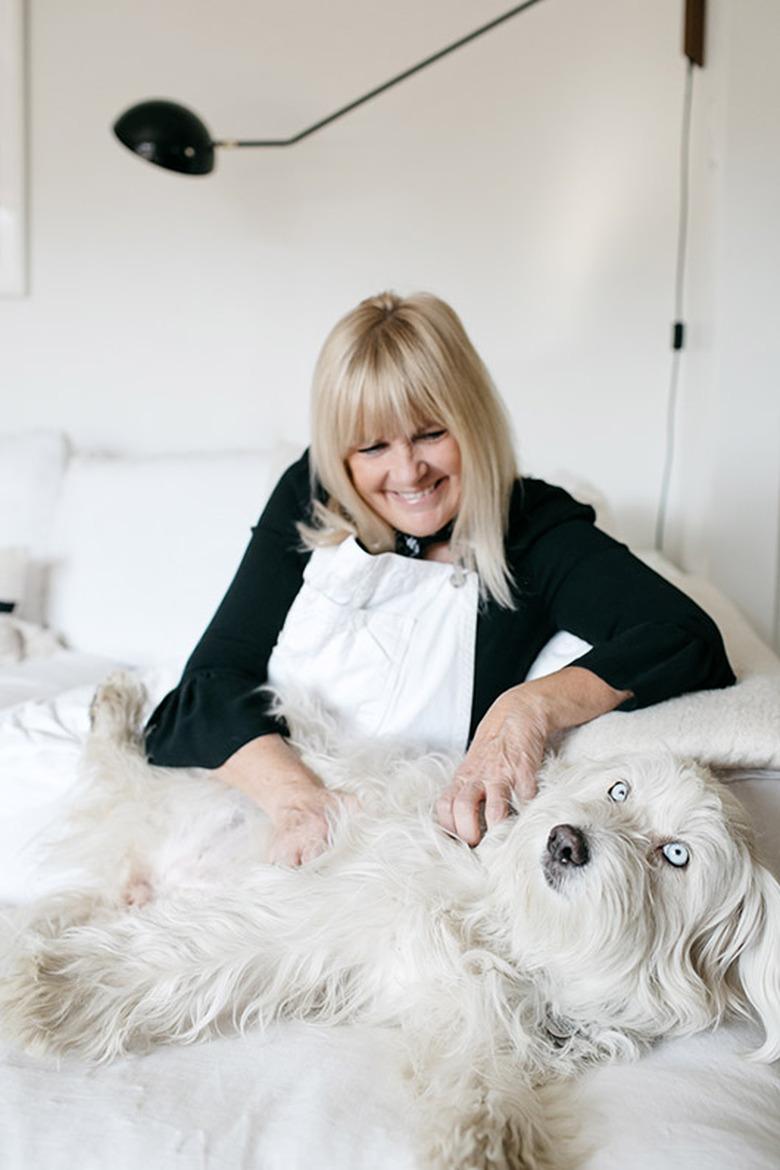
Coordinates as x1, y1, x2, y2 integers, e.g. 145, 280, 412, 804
50, 671, 172, 908
413, 1054, 561, 1170
400, 970, 577, 1170
0, 871, 368, 1063
415, 1062, 584, 1170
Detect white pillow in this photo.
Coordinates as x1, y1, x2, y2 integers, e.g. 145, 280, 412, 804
0, 431, 69, 621
0, 546, 27, 611
48, 443, 300, 668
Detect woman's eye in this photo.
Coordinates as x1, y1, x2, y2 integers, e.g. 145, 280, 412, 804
416, 429, 446, 442
608, 781, 630, 803
356, 441, 387, 455
661, 842, 690, 868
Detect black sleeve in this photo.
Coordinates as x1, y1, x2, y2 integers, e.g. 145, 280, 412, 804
514, 481, 736, 710
144, 451, 314, 768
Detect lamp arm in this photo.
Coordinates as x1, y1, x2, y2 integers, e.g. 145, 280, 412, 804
215, 0, 547, 149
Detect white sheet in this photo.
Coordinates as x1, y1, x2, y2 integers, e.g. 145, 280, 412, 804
0, 977, 777, 1169
0, 647, 124, 711
0, 1021, 418, 1170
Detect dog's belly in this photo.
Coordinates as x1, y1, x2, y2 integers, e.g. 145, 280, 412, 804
293, 819, 488, 1022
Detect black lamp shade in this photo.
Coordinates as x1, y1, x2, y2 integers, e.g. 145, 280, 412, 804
113, 100, 215, 175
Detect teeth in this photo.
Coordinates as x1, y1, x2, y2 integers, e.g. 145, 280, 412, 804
392, 483, 439, 502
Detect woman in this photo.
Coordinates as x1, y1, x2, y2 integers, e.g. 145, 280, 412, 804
145, 291, 735, 866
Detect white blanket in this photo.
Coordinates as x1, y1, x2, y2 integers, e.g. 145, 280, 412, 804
1, 1010, 778, 1170
562, 554, 780, 770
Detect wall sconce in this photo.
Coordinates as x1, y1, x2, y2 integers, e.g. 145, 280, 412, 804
112, 0, 546, 175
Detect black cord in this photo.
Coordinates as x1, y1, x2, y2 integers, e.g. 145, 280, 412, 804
655, 59, 695, 553
776, 509, 780, 648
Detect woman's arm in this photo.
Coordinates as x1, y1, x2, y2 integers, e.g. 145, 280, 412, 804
436, 667, 631, 845
514, 486, 735, 712
440, 482, 734, 845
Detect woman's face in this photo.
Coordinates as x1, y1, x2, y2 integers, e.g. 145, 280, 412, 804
346, 424, 462, 537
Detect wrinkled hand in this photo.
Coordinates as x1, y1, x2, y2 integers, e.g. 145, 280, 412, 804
436, 685, 549, 846
268, 786, 359, 867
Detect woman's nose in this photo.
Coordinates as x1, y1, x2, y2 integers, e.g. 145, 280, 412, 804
389, 441, 426, 485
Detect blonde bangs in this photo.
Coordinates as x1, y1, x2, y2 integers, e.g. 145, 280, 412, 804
336, 336, 445, 453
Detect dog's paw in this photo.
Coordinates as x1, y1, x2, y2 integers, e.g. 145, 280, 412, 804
418, 1078, 565, 1170
0, 936, 70, 1059
89, 670, 148, 740
0, 917, 136, 1063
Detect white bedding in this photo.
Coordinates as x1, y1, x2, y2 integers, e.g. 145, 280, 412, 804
1, 651, 779, 1167
1, 1012, 778, 1170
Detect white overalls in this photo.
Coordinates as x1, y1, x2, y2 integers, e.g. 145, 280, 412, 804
267, 537, 479, 755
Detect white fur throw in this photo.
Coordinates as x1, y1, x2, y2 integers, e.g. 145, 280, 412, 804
562, 554, 780, 771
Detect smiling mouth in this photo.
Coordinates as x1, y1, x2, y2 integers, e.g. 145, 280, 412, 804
387, 478, 444, 504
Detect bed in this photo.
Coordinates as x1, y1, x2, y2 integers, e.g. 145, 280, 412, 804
1, 430, 779, 1169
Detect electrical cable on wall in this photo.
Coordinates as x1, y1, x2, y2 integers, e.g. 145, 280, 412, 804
654, 57, 695, 553
775, 502, 780, 650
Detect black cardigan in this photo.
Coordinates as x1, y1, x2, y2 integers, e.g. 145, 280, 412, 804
144, 451, 735, 768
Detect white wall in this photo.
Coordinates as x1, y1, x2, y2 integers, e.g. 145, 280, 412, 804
670, 0, 780, 648
1, 0, 778, 646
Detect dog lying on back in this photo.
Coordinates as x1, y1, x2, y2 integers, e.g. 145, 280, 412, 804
2, 672, 779, 1170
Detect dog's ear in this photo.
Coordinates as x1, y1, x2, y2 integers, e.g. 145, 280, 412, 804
735, 863, 780, 1063
688, 858, 780, 1061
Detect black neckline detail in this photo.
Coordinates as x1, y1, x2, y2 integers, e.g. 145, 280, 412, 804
394, 519, 455, 558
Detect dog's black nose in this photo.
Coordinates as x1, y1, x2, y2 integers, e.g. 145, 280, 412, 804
546, 824, 589, 868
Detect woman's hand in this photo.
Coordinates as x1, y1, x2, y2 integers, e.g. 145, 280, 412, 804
436, 668, 633, 846
436, 684, 549, 846
214, 732, 358, 867
268, 785, 359, 867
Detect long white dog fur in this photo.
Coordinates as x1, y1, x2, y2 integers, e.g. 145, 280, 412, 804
2, 672, 779, 1170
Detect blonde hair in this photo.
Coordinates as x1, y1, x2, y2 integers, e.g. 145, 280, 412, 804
301, 291, 519, 608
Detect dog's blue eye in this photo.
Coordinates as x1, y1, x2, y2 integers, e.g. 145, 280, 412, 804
661, 842, 689, 868
608, 781, 629, 803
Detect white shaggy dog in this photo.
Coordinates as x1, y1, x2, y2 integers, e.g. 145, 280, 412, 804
2, 672, 780, 1170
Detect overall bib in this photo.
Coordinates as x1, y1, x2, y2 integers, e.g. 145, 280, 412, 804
267, 537, 478, 755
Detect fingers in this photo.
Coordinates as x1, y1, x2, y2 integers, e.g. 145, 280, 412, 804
299, 837, 328, 866
484, 788, 510, 829
269, 788, 358, 867
442, 690, 547, 836
512, 759, 539, 803
435, 790, 457, 836
269, 824, 328, 867
435, 778, 511, 846
267, 832, 302, 867
267, 838, 296, 867
439, 715, 544, 843
451, 781, 484, 846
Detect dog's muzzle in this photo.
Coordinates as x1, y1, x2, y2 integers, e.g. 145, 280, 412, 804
543, 824, 590, 889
